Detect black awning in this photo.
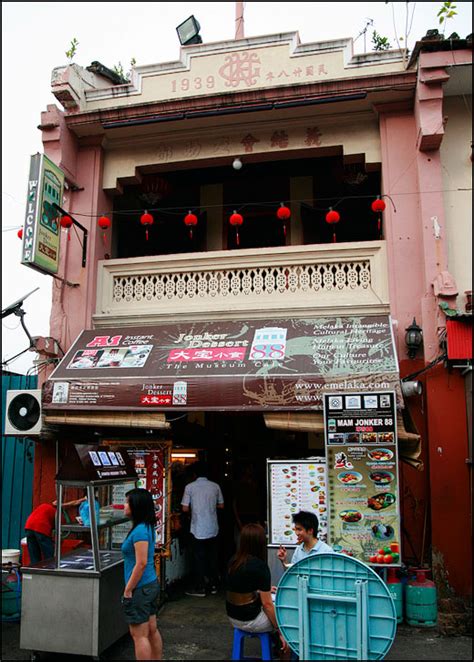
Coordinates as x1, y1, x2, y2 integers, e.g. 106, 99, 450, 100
43, 315, 401, 412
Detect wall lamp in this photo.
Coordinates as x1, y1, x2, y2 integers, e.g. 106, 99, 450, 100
405, 317, 423, 359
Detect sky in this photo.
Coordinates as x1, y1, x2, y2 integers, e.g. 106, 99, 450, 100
2, 1, 472, 375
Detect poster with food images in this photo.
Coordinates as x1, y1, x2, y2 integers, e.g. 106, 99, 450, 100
267, 459, 328, 547
324, 392, 401, 566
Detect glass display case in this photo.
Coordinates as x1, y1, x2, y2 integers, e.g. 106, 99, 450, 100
20, 444, 138, 661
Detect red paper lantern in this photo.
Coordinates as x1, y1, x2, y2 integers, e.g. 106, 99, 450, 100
276, 203, 291, 237
229, 210, 243, 246
98, 215, 111, 246
17, 228, 23, 240
140, 211, 154, 241
60, 215, 73, 241
325, 208, 340, 243
184, 211, 198, 239
371, 197, 386, 213
371, 197, 386, 237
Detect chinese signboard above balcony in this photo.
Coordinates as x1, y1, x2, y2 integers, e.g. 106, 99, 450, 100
20, 153, 65, 276
43, 315, 401, 412
83, 35, 405, 110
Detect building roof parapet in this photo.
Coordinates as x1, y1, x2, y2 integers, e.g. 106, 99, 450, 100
51, 31, 407, 114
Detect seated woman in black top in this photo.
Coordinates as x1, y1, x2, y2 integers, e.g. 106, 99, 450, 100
226, 523, 287, 650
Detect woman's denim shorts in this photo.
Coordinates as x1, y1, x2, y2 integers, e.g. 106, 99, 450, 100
121, 580, 160, 624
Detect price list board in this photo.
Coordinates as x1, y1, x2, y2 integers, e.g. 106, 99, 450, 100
323, 392, 401, 566
267, 459, 328, 547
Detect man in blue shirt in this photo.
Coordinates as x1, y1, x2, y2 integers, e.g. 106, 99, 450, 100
181, 461, 224, 597
277, 511, 333, 569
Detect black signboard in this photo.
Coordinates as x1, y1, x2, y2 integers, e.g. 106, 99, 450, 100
324, 392, 402, 566
57, 443, 138, 483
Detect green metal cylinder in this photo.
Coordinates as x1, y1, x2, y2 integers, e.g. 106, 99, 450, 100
388, 582, 403, 624
405, 571, 437, 627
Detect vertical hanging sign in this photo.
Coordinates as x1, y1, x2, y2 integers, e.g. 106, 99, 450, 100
21, 153, 65, 275
324, 391, 402, 566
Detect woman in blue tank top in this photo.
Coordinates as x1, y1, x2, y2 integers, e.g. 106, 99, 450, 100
121, 488, 162, 660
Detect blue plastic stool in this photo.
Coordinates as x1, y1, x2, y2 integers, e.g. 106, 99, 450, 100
231, 628, 273, 661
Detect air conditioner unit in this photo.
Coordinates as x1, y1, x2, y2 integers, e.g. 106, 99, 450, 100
4, 389, 42, 436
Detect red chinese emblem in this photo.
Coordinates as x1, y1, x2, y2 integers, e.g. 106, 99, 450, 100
218, 52, 261, 88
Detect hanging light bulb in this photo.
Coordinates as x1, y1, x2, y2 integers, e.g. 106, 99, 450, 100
17, 228, 23, 240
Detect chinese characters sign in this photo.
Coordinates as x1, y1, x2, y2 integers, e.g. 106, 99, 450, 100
43, 316, 401, 412
21, 153, 65, 275
324, 392, 402, 566
167, 46, 331, 98
111, 449, 166, 547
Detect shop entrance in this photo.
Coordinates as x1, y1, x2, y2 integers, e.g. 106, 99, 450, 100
169, 412, 324, 585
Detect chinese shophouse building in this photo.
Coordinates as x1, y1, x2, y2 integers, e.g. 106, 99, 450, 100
27, 29, 472, 617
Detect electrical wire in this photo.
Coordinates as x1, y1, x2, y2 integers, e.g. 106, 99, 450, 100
1, 346, 31, 366
401, 352, 447, 382
61, 187, 471, 220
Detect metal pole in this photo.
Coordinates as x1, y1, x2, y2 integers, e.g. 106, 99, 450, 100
235, 1, 244, 40
88, 485, 101, 572
55, 483, 63, 569
355, 580, 369, 660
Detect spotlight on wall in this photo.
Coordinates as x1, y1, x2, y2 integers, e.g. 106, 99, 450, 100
232, 157, 243, 170
405, 317, 423, 359
401, 380, 423, 397
176, 15, 202, 45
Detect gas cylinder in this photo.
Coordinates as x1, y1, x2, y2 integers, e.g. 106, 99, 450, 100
1, 567, 21, 617
405, 568, 437, 627
386, 568, 403, 624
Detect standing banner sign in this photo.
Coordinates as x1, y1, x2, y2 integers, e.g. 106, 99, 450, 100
21, 152, 65, 275
324, 392, 401, 566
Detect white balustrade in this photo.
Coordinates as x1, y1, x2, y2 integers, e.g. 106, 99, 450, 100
94, 242, 389, 326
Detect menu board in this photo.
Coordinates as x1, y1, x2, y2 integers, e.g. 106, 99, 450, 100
267, 459, 328, 547
324, 392, 401, 566
111, 449, 166, 547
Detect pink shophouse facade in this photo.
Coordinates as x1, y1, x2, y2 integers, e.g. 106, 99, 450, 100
27, 31, 472, 619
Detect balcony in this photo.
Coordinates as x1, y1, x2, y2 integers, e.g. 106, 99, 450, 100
93, 241, 389, 327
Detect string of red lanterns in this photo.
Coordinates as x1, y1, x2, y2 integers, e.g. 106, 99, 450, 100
17, 198, 386, 250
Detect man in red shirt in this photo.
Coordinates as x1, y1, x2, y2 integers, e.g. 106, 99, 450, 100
24, 497, 85, 565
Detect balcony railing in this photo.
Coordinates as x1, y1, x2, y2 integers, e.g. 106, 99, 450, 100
93, 241, 389, 326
